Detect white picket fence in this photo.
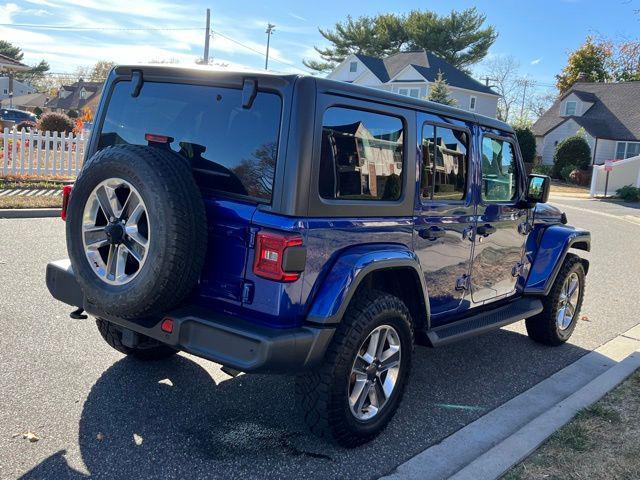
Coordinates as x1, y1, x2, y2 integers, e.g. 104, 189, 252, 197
1, 128, 88, 177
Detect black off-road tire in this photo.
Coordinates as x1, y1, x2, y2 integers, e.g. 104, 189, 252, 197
295, 289, 413, 447
66, 145, 207, 319
526, 254, 586, 346
96, 318, 177, 360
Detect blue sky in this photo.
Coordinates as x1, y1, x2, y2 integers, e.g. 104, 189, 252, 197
1, 0, 639, 93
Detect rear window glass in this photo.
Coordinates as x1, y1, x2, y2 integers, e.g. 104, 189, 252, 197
98, 81, 282, 203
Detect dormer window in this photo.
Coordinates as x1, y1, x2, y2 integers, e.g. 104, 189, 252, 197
565, 101, 577, 116
349, 61, 358, 73
80, 89, 90, 100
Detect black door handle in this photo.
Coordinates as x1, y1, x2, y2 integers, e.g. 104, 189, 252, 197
419, 226, 446, 241
476, 224, 497, 237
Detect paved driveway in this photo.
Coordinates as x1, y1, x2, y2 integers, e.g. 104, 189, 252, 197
1, 197, 639, 480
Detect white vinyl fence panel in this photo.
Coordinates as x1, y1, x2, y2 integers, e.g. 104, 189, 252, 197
590, 155, 640, 197
1, 128, 88, 177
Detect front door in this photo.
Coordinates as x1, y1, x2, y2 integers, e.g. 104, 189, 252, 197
471, 131, 528, 303
414, 118, 475, 321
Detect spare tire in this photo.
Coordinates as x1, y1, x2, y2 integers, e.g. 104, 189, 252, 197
66, 145, 207, 319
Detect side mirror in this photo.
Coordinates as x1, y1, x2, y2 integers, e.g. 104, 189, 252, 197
526, 174, 550, 204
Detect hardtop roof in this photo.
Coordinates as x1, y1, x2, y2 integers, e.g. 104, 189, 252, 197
113, 64, 512, 133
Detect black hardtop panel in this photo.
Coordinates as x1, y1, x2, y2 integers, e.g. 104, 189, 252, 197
313, 76, 512, 133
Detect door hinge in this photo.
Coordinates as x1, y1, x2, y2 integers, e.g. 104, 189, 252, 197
455, 274, 471, 291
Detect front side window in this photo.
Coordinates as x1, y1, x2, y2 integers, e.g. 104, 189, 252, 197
481, 136, 519, 202
98, 81, 282, 203
320, 107, 404, 201
421, 124, 468, 201
349, 61, 358, 73
565, 101, 577, 116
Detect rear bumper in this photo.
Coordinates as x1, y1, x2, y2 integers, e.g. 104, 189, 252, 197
46, 259, 334, 373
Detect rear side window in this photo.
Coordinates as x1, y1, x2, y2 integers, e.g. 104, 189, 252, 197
98, 81, 282, 203
421, 124, 468, 201
481, 136, 518, 202
319, 107, 404, 201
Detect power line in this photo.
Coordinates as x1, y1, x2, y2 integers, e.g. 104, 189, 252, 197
0, 22, 203, 31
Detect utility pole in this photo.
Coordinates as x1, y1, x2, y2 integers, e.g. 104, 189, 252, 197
265, 23, 275, 70
519, 77, 533, 120
203, 8, 211, 65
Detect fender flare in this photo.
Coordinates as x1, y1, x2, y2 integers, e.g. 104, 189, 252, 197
524, 225, 591, 296
305, 244, 429, 326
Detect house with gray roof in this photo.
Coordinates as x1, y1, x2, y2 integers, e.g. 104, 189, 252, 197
45, 79, 103, 114
326, 50, 499, 118
532, 82, 640, 166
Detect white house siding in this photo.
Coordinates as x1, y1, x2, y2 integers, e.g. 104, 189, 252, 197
559, 93, 593, 117
593, 139, 616, 165
0, 78, 36, 101
447, 88, 498, 118
328, 54, 363, 83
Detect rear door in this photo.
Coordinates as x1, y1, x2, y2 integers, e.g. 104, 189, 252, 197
414, 114, 475, 322
470, 131, 527, 303
96, 80, 283, 306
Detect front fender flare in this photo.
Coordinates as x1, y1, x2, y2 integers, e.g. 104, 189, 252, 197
305, 245, 428, 326
525, 225, 590, 296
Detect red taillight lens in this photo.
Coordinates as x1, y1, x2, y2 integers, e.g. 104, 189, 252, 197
61, 185, 72, 221
253, 231, 303, 282
160, 318, 174, 333
144, 133, 172, 144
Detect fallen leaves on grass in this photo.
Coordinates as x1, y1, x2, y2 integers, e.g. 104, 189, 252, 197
21, 431, 40, 442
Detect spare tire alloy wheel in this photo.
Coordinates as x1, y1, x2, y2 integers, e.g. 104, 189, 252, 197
349, 325, 401, 421
82, 178, 150, 285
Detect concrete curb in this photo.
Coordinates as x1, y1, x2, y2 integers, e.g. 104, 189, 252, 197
451, 350, 640, 480
0, 208, 61, 219
380, 324, 640, 480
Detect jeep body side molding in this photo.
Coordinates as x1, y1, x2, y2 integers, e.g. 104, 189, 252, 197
305, 244, 429, 326
525, 225, 591, 296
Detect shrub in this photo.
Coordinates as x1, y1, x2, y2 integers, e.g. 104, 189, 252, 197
553, 135, 591, 178
16, 120, 36, 131
67, 109, 79, 118
569, 168, 591, 186
382, 173, 401, 200
560, 164, 575, 182
514, 126, 536, 164
37, 112, 74, 134
616, 185, 640, 202
533, 164, 553, 176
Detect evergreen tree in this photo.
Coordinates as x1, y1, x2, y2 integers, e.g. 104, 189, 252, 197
427, 71, 456, 106
304, 8, 496, 73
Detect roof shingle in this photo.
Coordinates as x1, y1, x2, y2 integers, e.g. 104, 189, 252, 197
532, 82, 640, 141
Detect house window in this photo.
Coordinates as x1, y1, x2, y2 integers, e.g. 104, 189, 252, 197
565, 101, 577, 116
2, 89, 6, 95
469, 96, 477, 111
349, 61, 358, 73
80, 90, 89, 100
616, 141, 640, 160
320, 107, 404, 201
398, 88, 408, 96
397, 88, 420, 98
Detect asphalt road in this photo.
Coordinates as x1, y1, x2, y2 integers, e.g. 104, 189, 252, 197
1, 197, 639, 480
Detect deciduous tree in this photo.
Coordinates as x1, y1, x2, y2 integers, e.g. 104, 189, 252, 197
555, 36, 611, 93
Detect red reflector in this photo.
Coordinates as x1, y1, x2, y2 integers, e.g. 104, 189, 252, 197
253, 231, 303, 282
145, 133, 170, 143
61, 185, 72, 221
160, 318, 174, 333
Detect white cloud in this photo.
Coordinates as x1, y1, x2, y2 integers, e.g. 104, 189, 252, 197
530, 58, 542, 65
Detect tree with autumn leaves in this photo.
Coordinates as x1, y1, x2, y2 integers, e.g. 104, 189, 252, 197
556, 36, 640, 93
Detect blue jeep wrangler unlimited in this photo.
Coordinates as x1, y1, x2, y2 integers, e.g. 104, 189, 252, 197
46, 66, 590, 447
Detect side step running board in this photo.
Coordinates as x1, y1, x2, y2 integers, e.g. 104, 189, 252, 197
427, 297, 543, 347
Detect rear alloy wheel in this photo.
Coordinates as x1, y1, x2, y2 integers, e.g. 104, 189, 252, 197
295, 289, 413, 447
348, 325, 402, 421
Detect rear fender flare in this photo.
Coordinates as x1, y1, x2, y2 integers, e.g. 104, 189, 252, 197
525, 225, 591, 296
305, 244, 429, 326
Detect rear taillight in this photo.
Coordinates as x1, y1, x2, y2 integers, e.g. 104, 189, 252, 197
253, 231, 304, 282
61, 185, 72, 221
